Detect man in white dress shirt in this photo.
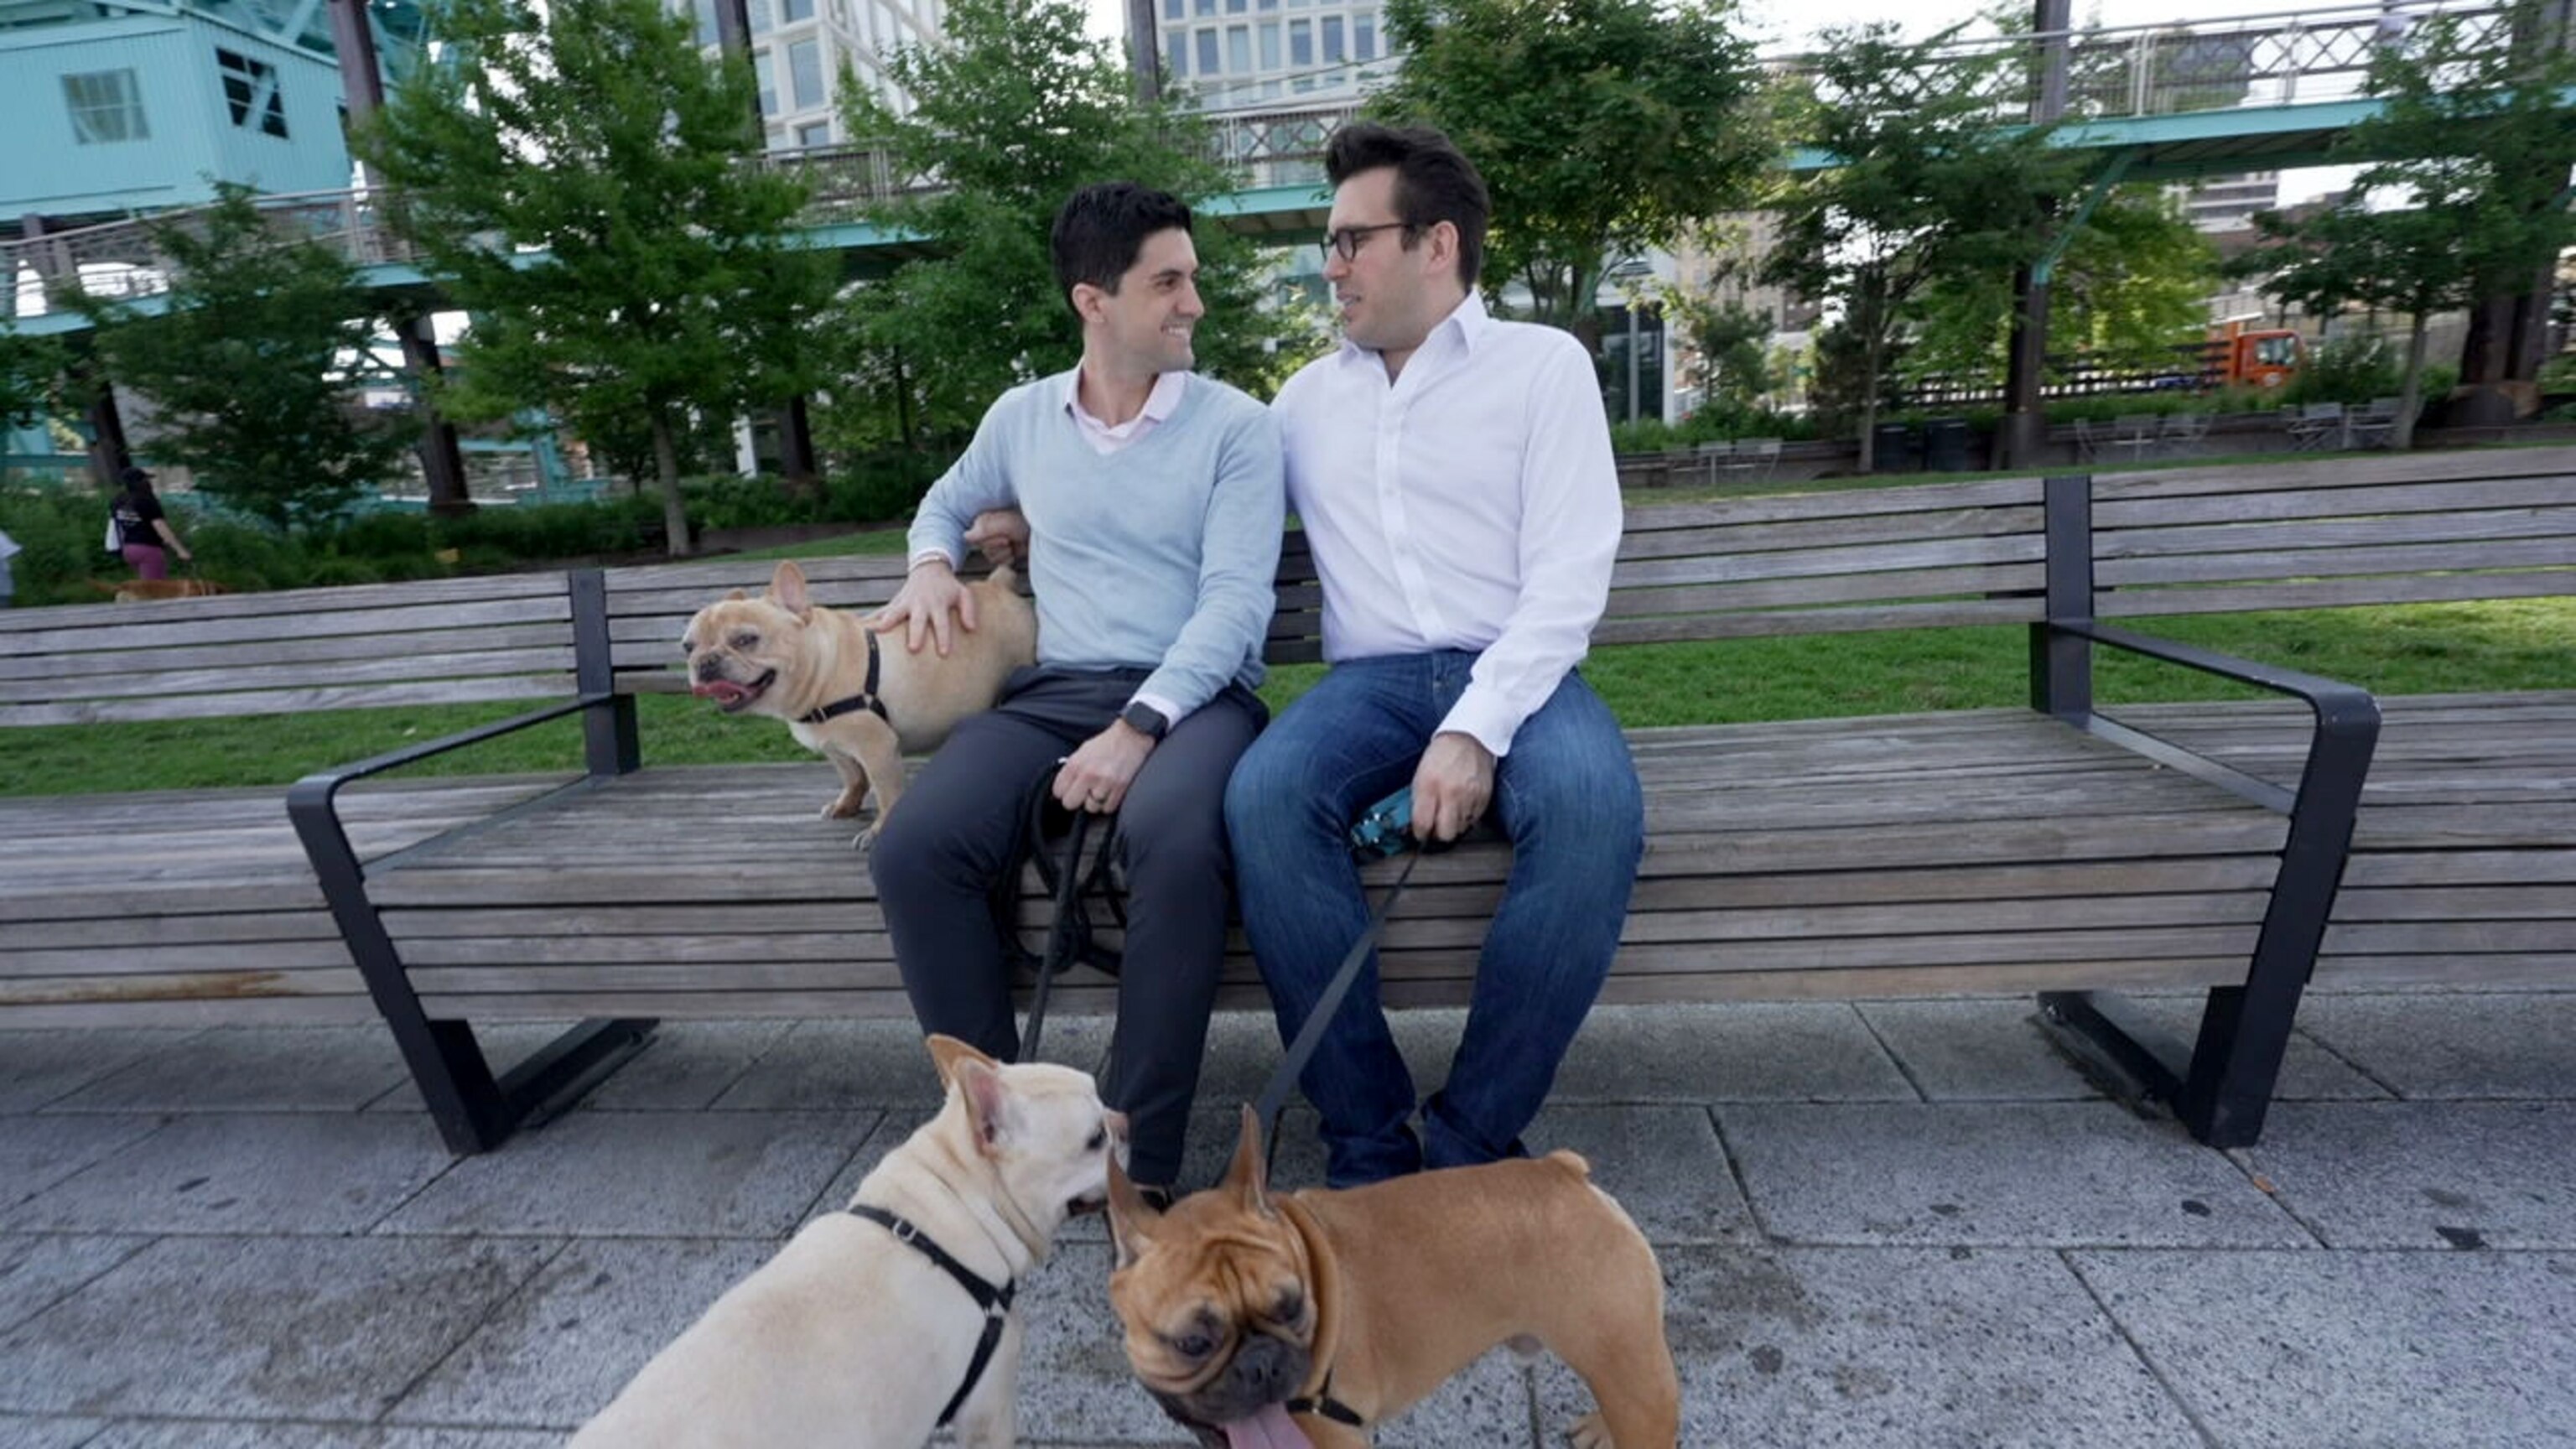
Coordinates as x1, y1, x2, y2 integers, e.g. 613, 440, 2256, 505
1223, 123, 1644, 1187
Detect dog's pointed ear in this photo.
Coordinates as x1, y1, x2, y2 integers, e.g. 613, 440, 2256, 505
1106, 1156, 1161, 1269
926, 1032, 997, 1090
928, 1035, 1012, 1156
766, 560, 813, 621
1221, 1104, 1275, 1217
723, 588, 749, 602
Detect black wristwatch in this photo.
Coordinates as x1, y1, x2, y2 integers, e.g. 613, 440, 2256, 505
1120, 700, 1170, 742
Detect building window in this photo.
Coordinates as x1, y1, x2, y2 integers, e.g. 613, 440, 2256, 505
797, 119, 833, 146
1165, 0, 1182, 15
1194, 0, 1214, 13
1288, 17, 1310, 65
782, 0, 813, 19
1227, 23, 1250, 72
1166, 31, 1186, 75
1225, 0, 1246, 11
692, 0, 720, 45
753, 49, 778, 116
62, 68, 148, 143
216, 49, 288, 138
746, 0, 771, 33
1321, 13, 1343, 62
1258, 20, 1280, 67
788, 38, 823, 107
1196, 28, 1219, 73
1355, 9, 1375, 60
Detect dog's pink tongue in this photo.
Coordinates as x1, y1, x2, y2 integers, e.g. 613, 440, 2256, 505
1220, 1405, 1314, 1449
691, 680, 747, 704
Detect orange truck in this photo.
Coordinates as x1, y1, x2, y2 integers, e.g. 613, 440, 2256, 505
2203, 320, 2304, 389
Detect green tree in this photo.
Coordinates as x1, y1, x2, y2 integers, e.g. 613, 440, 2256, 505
65, 186, 417, 531
2233, 0, 2576, 449
360, 0, 839, 553
1763, 23, 2085, 470
839, 0, 1316, 445
1663, 287, 1774, 413
1908, 187, 2217, 387
1372, 0, 1773, 347
0, 331, 62, 440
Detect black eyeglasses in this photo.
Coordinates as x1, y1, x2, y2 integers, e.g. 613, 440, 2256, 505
1319, 221, 1416, 262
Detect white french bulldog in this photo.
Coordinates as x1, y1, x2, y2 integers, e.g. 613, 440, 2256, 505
567, 1035, 1125, 1448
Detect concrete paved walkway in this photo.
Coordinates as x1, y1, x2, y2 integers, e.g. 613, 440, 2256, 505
3, 989, 2571, 1447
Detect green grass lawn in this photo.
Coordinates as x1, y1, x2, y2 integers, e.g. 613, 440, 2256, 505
8, 597, 2568, 798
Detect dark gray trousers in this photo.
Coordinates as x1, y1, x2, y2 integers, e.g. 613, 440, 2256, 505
868, 666, 1265, 1185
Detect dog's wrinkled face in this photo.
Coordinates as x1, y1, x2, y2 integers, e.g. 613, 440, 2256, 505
927, 1036, 1127, 1231
679, 561, 817, 716
1107, 1107, 1320, 1447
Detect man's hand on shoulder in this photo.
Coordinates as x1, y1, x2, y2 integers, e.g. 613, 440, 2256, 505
1411, 731, 1496, 843
870, 557, 978, 657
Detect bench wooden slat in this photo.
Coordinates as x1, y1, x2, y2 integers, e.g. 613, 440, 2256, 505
0, 624, 578, 684
0, 674, 573, 726
1, 648, 579, 705
2096, 475, 2576, 528
0, 596, 570, 657
2092, 449, 2576, 496
2097, 506, 2576, 561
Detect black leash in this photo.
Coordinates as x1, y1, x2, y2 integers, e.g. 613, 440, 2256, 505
1251, 838, 1426, 1170
1015, 765, 1123, 1064
842, 1204, 1015, 1427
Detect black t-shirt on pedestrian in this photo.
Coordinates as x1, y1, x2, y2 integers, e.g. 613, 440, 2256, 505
113, 491, 165, 550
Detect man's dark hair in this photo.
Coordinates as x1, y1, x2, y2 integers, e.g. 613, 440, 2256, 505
1052, 182, 1195, 314
1324, 122, 1490, 288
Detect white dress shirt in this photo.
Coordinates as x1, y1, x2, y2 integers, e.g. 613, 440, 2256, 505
1271, 293, 1623, 756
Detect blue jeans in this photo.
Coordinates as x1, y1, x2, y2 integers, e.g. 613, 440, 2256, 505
1223, 652, 1644, 1186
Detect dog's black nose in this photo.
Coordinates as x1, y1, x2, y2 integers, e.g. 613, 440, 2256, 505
1223, 1335, 1301, 1400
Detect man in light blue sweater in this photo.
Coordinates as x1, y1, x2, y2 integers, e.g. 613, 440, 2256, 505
869, 183, 1285, 1197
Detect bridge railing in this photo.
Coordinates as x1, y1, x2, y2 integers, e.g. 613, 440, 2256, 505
1779, 2, 2511, 118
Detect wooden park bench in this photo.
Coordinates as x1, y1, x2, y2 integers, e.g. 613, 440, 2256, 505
7, 447, 2568, 1155
0, 572, 586, 1033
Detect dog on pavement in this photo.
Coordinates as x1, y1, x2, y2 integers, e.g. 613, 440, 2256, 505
682, 558, 1036, 845
567, 1035, 1126, 1449
1104, 1106, 1680, 1449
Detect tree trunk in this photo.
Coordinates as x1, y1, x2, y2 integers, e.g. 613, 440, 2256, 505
2395, 311, 2431, 452
1856, 295, 1886, 475
651, 411, 692, 558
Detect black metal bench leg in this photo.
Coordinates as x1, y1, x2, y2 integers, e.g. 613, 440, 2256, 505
498, 1018, 658, 1133
293, 776, 657, 1153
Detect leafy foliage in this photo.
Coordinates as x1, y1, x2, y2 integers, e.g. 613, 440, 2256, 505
2232, 0, 2576, 446
1763, 23, 2086, 469
837, 0, 1317, 443
64, 186, 418, 532
1371, 0, 1772, 344
0, 332, 63, 432
1908, 188, 2218, 387
359, 0, 839, 552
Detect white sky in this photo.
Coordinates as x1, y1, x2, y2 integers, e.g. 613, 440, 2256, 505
1082, 0, 2380, 201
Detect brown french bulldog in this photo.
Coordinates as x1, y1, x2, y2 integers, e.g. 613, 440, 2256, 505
682, 558, 1036, 845
1105, 1106, 1680, 1448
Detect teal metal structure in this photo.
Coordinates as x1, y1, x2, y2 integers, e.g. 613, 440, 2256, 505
0, 0, 431, 227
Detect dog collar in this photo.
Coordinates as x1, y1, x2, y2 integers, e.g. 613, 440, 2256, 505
1285, 1368, 1367, 1428
844, 1203, 1016, 1427
802, 630, 891, 725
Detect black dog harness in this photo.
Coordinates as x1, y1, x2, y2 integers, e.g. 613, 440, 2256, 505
1285, 1368, 1367, 1427
844, 1204, 1016, 1427
801, 631, 891, 725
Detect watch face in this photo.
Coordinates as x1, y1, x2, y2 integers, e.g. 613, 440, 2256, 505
1124, 703, 1166, 739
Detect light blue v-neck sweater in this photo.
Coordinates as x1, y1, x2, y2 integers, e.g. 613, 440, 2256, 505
907, 370, 1285, 717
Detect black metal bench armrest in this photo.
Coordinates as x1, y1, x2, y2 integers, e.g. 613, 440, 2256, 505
288, 693, 611, 821
2052, 619, 2380, 815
